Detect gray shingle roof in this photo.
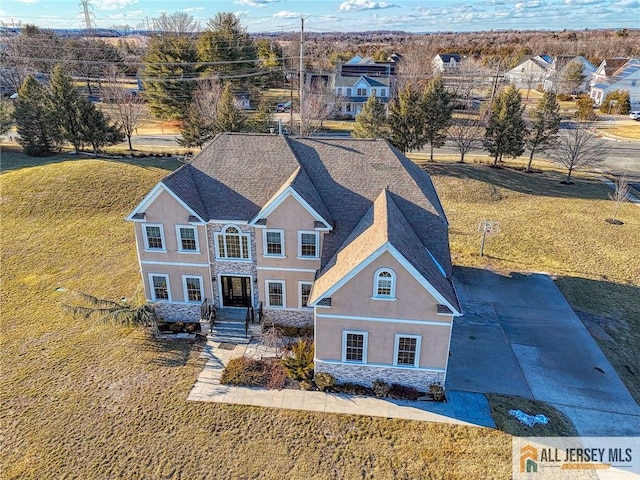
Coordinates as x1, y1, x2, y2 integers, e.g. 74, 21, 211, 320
159, 133, 457, 310
310, 189, 459, 312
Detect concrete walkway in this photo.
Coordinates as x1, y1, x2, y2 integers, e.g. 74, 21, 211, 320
187, 339, 495, 428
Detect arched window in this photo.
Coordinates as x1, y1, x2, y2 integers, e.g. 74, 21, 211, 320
216, 225, 250, 260
373, 268, 396, 299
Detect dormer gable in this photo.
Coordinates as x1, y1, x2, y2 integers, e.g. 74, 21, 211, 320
249, 166, 333, 230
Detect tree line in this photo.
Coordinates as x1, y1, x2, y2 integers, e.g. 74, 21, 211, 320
353, 79, 604, 182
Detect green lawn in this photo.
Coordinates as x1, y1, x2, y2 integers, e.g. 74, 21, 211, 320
0, 151, 509, 480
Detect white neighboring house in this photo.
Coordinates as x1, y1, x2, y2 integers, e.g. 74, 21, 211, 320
334, 75, 390, 118
543, 56, 596, 93
589, 58, 640, 109
432, 54, 461, 73
504, 55, 551, 89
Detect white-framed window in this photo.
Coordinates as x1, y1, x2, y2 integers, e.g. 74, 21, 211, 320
149, 273, 171, 301
263, 229, 285, 257
182, 275, 203, 303
394, 334, 421, 367
371, 88, 377, 97
373, 268, 396, 300
266, 280, 285, 308
216, 225, 250, 260
337, 87, 343, 96
298, 231, 319, 259
176, 225, 199, 253
299, 282, 313, 309
342, 330, 368, 363
345, 88, 352, 96
356, 87, 366, 96
143, 224, 166, 251
380, 88, 386, 97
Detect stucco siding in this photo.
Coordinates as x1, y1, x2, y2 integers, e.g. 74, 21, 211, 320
257, 270, 317, 309
326, 251, 447, 322
315, 317, 451, 369
256, 195, 323, 272
135, 190, 208, 264
142, 264, 212, 304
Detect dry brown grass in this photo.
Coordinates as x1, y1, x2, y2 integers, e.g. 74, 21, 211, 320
423, 160, 640, 403
0, 152, 509, 479
597, 123, 640, 140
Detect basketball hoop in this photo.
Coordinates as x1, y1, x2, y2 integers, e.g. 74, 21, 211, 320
478, 220, 500, 256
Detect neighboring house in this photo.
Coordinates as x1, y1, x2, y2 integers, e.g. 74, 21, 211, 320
127, 133, 462, 389
543, 55, 596, 93
332, 56, 395, 118
504, 55, 551, 89
432, 54, 461, 73
589, 58, 640, 109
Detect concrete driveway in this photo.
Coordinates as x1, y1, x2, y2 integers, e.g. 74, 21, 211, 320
446, 267, 640, 435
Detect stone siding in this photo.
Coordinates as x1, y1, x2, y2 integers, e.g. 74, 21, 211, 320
207, 223, 259, 308
155, 302, 200, 322
315, 361, 445, 391
263, 309, 314, 327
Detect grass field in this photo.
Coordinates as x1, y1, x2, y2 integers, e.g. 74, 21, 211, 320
597, 123, 640, 140
0, 150, 510, 480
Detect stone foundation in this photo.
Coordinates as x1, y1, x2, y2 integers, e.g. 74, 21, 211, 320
314, 361, 445, 391
263, 309, 313, 327
155, 303, 200, 322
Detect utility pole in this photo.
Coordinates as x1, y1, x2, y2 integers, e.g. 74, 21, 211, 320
299, 17, 305, 127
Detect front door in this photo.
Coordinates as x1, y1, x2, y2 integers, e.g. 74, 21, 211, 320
220, 276, 251, 307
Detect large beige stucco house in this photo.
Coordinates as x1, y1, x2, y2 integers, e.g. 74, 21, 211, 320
127, 133, 462, 389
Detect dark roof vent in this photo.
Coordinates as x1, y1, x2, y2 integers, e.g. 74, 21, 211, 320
132, 212, 145, 220
437, 304, 453, 315
255, 218, 267, 226
317, 298, 332, 307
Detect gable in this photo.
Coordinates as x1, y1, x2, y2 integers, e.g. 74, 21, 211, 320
320, 250, 451, 321
126, 182, 204, 223
261, 194, 322, 231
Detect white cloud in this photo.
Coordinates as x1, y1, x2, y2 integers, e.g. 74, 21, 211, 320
273, 10, 303, 18
94, 0, 138, 11
339, 0, 398, 12
234, 0, 279, 7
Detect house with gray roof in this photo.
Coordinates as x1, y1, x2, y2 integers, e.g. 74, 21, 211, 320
504, 55, 551, 89
589, 58, 640, 109
127, 133, 461, 390
432, 53, 462, 73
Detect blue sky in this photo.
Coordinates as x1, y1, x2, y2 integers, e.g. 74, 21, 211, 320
1, 0, 638, 32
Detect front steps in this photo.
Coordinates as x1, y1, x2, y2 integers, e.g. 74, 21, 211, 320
208, 307, 262, 344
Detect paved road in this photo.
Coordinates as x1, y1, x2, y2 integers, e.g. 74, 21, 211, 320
447, 266, 640, 436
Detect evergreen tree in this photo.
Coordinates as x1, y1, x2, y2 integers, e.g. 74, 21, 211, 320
142, 32, 200, 120
388, 85, 424, 153
249, 97, 274, 133
256, 39, 283, 86
0, 101, 12, 135
49, 64, 86, 153
352, 95, 388, 139
560, 60, 585, 94
14, 76, 61, 156
524, 90, 561, 172
215, 83, 245, 133
576, 96, 595, 121
197, 13, 256, 86
484, 85, 525, 165
78, 101, 124, 154
599, 90, 631, 115
420, 76, 453, 160
179, 109, 214, 149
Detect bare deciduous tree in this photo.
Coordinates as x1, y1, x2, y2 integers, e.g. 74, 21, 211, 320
607, 175, 630, 225
102, 67, 146, 150
549, 123, 606, 183
152, 12, 201, 34
294, 85, 342, 136
448, 114, 486, 163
